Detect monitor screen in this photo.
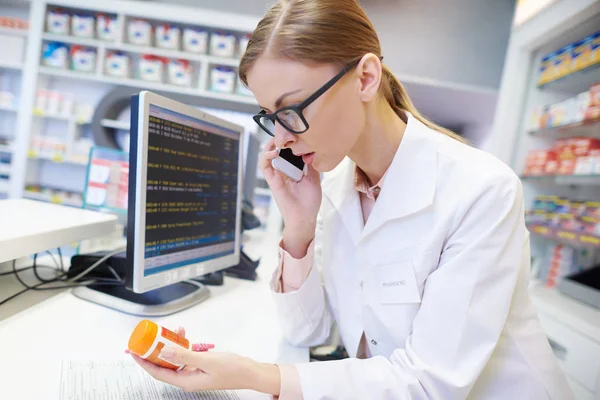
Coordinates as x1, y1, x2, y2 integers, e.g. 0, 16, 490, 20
128, 92, 243, 293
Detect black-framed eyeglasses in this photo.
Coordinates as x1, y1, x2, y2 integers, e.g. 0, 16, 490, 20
253, 59, 361, 137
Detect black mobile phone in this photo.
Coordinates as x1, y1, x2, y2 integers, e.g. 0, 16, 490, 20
279, 148, 305, 170
271, 148, 306, 182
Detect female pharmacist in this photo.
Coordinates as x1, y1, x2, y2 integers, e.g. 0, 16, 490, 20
131, 0, 573, 398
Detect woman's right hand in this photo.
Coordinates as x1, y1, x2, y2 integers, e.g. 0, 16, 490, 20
260, 139, 322, 258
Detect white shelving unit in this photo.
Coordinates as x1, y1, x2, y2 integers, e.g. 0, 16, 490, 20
100, 118, 129, 131
0, 1, 29, 200
1, 0, 284, 234
8, 0, 262, 203
490, 2, 600, 399
0, 60, 23, 70
0, 26, 28, 37
0, 104, 17, 112
37, 66, 256, 105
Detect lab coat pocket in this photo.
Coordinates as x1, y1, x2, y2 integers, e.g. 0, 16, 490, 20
376, 261, 422, 305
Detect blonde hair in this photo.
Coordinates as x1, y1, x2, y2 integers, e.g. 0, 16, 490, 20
239, 0, 465, 143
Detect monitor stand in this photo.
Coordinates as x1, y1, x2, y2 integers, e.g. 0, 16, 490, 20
72, 281, 210, 317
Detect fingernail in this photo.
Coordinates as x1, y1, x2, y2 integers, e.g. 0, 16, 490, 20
124, 349, 131, 354
161, 347, 176, 358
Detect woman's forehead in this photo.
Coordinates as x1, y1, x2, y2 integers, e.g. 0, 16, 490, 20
247, 57, 337, 108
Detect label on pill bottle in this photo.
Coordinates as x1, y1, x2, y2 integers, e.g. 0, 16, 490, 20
145, 326, 189, 371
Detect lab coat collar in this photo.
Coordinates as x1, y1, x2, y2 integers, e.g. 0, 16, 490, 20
323, 112, 438, 244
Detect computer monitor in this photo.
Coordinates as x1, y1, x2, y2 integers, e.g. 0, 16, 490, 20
71, 91, 244, 316
128, 91, 244, 293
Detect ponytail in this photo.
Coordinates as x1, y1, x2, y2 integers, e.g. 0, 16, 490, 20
381, 66, 467, 143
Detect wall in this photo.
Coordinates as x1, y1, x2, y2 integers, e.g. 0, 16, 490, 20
154, 0, 515, 90
365, 0, 515, 90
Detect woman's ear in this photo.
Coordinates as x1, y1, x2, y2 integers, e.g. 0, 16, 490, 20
355, 53, 382, 103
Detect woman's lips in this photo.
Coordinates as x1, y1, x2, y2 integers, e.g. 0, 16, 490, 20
302, 152, 315, 165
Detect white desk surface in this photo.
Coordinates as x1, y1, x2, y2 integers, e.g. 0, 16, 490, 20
0, 231, 308, 399
0, 199, 118, 264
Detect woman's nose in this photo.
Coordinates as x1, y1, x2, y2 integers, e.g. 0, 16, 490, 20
273, 122, 296, 149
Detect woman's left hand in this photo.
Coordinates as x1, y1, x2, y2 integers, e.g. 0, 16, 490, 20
130, 328, 281, 395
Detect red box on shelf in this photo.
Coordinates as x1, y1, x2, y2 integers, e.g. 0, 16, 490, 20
571, 137, 600, 157
524, 149, 556, 176
590, 83, 600, 107
584, 104, 600, 121
558, 159, 576, 175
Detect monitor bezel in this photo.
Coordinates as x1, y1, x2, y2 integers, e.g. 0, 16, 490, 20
129, 91, 244, 294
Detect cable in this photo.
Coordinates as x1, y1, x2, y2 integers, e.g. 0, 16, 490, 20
0, 265, 56, 277
33, 253, 61, 283
12, 260, 124, 291
0, 285, 36, 307
46, 251, 61, 270
106, 265, 121, 280
57, 247, 65, 273
67, 247, 126, 283
1, 250, 126, 307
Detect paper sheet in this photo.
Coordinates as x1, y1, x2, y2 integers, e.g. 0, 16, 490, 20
59, 360, 241, 400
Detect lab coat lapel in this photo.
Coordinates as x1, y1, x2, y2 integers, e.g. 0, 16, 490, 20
323, 158, 364, 245
359, 114, 438, 241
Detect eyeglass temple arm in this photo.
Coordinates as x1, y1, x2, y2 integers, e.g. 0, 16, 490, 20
296, 59, 362, 109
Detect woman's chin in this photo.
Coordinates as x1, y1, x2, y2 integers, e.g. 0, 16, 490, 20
315, 158, 342, 174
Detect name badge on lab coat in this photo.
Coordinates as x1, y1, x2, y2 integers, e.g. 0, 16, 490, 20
377, 262, 421, 304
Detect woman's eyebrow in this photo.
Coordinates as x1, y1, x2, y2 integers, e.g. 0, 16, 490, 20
275, 89, 303, 108
258, 89, 303, 111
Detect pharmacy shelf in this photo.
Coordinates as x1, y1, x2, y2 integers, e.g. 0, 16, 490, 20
254, 187, 272, 196
38, 66, 257, 105
28, 151, 89, 166
32, 111, 91, 125
0, 26, 29, 37
520, 174, 600, 186
42, 32, 242, 68
0, 179, 9, 193
538, 62, 600, 94
0, 145, 12, 153
527, 224, 600, 248
529, 117, 600, 138
114, 43, 240, 68
42, 32, 113, 47
23, 190, 83, 208
0, 60, 23, 70
101, 119, 130, 130
0, 104, 17, 112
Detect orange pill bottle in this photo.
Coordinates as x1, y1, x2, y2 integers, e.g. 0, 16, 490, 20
128, 319, 191, 371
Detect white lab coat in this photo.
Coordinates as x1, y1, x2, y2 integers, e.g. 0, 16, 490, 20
271, 113, 573, 399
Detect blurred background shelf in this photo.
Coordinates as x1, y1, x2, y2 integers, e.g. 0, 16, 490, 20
537, 63, 600, 94
528, 117, 600, 138
32, 111, 91, 125
42, 32, 108, 47
27, 152, 88, 166
0, 104, 17, 112
100, 119, 130, 130
254, 187, 272, 196
0, 60, 23, 70
520, 174, 600, 186
38, 66, 256, 106
22, 190, 83, 208
0, 26, 28, 37
527, 224, 600, 249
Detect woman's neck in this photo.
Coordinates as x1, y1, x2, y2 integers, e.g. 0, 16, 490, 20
348, 101, 407, 186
